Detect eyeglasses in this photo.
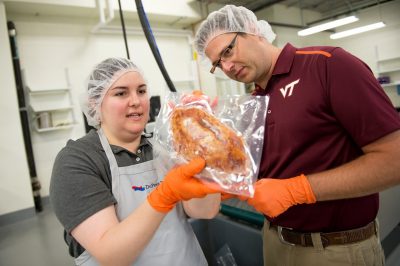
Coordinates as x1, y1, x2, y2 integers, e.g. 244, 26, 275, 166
210, 33, 239, 74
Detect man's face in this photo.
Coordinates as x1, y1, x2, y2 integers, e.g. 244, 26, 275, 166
205, 33, 273, 87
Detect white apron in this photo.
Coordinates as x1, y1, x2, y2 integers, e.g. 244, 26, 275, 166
75, 129, 207, 266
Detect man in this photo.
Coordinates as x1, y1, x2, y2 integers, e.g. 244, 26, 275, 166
194, 5, 400, 266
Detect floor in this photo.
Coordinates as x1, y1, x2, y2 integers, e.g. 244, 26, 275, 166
0, 204, 74, 266
1, 202, 400, 266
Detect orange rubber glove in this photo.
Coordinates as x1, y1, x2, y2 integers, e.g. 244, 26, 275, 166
221, 192, 236, 201
221, 193, 236, 201
147, 158, 219, 212
246, 174, 316, 218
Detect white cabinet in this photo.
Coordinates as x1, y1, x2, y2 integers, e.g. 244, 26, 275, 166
375, 47, 400, 108
377, 56, 400, 86
24, 69, 77, 133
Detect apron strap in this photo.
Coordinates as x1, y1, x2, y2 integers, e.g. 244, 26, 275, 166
97, 128, 120, 195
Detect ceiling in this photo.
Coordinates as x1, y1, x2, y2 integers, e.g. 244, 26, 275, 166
199, 0, 395, 25
5, 0, 397, 29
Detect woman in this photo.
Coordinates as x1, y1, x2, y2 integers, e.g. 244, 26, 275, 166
50, 57, 221, 265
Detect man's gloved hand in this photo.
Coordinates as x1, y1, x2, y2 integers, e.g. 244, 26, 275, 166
147, 158, 219, 212
246, 174, 316, 218
181, 90, 218, 108
221, 193, 236, 201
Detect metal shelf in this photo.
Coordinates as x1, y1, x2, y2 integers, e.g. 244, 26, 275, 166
29, 88, 70, 95
378, 68, 400, 75
377, 56, 400, 63
29, 105, 74, 113
381, 82, 400, 88
24, 68, 77, 133
34, 123, 76, 133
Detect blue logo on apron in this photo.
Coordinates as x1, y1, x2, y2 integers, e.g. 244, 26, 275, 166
132, 182, 160, 191
132, 186, 145, 191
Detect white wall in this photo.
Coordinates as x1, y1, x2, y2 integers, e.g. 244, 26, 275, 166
0, 2, 35, 216
17, 24, 195, 198
0, 2, 197, 217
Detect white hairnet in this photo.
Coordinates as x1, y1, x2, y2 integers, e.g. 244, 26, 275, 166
81, 57, 145, 128
194, 5, 276, 58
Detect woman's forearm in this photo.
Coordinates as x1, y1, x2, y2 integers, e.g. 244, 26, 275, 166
183, 193, 221, 219
72, 201, 166, 265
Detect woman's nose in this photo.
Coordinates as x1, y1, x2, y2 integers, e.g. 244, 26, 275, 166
129, 93, 140, 106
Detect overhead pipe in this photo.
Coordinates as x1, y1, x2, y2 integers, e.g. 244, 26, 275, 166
91, 0, 130, 59
117, 0, 130, 59
92, 0, 115, 33
135, 0, 177, 92
98, 0, 105, 23
106, 0, 113, 20
93, 25, 193, 37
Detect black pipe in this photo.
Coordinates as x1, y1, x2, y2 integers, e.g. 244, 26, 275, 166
117, 0, 130, 59
7, 21, 42, 212
134, 0, 177, 92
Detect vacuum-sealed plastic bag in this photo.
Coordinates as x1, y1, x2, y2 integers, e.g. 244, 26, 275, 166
215, 244, 238, 266
152, 91, 268, 197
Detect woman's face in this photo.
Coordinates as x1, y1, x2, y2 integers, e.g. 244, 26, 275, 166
100, 71, 150, 140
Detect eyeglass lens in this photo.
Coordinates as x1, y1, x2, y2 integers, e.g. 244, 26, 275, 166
210, 33, 239, 74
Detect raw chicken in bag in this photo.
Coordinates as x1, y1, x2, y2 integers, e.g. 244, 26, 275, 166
152, 91, 268, 197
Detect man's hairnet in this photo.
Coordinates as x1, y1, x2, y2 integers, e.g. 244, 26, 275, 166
81, 57, 145, 128
194, 5, 276, 58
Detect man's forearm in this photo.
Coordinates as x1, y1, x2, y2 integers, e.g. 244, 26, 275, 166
308, 130, 400, 201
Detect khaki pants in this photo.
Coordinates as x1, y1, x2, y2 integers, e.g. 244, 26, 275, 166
262, 220, 385, 266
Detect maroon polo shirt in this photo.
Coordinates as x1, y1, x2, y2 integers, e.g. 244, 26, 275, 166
253, 43, 400, 232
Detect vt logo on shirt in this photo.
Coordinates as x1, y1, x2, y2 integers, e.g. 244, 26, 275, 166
280, 79, 300, 98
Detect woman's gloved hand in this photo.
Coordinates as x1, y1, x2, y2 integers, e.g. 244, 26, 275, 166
246, 174, 316, 218
147, 158, 219, 212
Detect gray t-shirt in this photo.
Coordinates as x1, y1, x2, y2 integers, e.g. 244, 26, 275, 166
49, 129, 153, 258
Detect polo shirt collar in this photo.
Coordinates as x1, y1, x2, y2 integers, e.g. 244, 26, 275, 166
109, 135, 152, 154
272, 43, 296, 75
254, 43, 296, 92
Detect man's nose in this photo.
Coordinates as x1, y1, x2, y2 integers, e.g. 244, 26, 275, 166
221, 60, 235, 73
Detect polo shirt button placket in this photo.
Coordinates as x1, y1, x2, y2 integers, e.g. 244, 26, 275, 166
135, 149, 142, 162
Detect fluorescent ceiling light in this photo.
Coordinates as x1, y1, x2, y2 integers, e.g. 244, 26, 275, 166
330, 22, 386, 39
298, 16, 359, 36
